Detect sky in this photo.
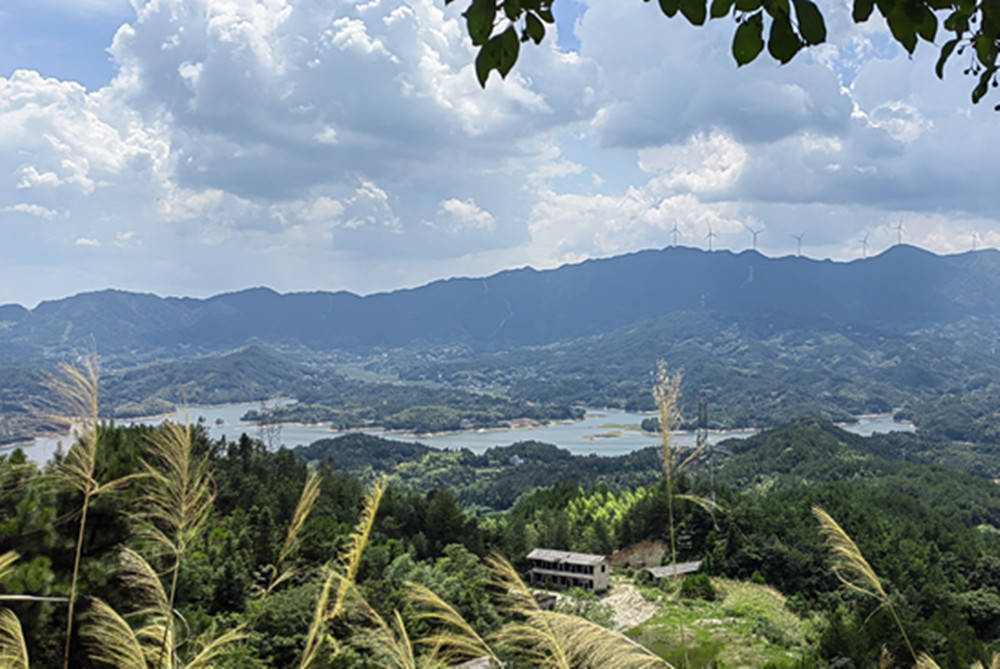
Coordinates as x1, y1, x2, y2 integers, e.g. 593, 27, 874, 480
2, 0, 999, 307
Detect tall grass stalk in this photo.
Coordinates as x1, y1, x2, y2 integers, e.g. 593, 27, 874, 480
0, 551, 29, 669
653, 363, 683, 572
0, 608, 29, 669
300, 477, 386, 669
812, 506, 917, 664
406, 581, 500, 667
138, 419, 215, 666
81, 547, 246, 668
652, 361, 720, 669
262, 471, 321, 596
347, 585, 428, 669
43, 356, 137, 669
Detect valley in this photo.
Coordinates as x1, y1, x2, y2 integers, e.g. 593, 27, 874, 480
4, 245, 1000, 667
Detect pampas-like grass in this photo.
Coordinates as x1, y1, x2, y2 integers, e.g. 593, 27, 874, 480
970, 653, 1000, 669
812, 506, 917, 665
81, 548, 246, 669
260, 471, 321, 596
653, 361, 720, 669
0, 552, 17, 583
299, 477, 386, 669
405, 581, 500, 667
43, 355, 139, 669
138, 419, 215, 665
347, 585, 435, 669
0, 608, 29, 669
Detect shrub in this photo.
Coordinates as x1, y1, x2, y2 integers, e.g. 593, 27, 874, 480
678, 573, 716, 601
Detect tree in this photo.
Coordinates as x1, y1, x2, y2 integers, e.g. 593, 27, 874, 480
453, 0, 1000, 106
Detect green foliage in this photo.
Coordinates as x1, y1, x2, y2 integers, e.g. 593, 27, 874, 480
297, 434, 663, 512
450, 0, 1000, 106
9, 406, 1000, 665
399, 311, 1000, 433
679, 573, 716, 601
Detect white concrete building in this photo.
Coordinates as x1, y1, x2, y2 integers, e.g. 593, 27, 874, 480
526, 548, 610, 592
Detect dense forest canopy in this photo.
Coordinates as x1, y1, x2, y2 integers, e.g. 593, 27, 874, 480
4, 398, 1000, 666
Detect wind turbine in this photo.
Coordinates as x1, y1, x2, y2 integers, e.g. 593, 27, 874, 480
972, 230, 981, 250
670, 223, 680, 246
895, 219, 905, 246
792, 232, 804, 257
706, 223, 718, 252
860, 231, 870, 258
747, 226, 762, 251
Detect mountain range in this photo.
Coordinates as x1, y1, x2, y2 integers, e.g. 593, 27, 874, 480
4, 244, 1000, 359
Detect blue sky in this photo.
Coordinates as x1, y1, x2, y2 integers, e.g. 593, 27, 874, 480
2, 0, 998, 307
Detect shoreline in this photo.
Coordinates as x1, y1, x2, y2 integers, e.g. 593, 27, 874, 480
7, 408, 913, 455
110, 397, 296, 424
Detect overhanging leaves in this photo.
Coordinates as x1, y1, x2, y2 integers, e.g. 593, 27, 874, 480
659, 0, 680, 18
793, 0, 826, 44
768, 12, 803, 63
936, 37, 959, 78
525, 11, 545, 44
452, 0, 1000, 107
710, 0, 735, 18
679, 0, 708, 25
886, 2, 918, 54
733, 12, 765, 65
853, 0, 874, 22
463, 0, 495, 46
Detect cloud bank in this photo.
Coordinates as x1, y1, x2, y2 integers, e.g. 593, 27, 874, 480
1, 0, 997, 305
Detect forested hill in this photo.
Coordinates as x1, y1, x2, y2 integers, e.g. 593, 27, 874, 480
4, 244, 1000, 357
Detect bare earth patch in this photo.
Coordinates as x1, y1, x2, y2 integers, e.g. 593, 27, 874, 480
601, 582, 659, 630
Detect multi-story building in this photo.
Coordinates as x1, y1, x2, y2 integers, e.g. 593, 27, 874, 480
526, 548, 610, 592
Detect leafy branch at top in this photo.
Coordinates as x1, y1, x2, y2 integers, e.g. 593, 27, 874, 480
451, 0, 1000, 105
450, 0, 556, 86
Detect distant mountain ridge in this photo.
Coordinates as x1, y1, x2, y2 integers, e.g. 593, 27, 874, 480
4, 245, 1000, 357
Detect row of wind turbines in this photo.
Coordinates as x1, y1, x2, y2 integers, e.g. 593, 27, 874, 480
671, 220, 986, 258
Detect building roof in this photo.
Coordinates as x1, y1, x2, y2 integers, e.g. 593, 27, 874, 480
643, 561, 702, 578
526, 548, 607, 566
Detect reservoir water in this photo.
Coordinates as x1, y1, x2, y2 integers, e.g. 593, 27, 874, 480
17, 402, 914, 465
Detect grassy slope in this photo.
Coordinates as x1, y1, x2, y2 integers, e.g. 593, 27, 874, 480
627, 578, 815, 668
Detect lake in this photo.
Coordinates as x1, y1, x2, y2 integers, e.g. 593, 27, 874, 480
17, 402, 914, 465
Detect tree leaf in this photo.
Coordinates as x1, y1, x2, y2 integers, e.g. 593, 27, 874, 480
936, 37, 959, 79
464, 0, 496, 46
853, 0, 874, 22
711, 0, 735, 18
659, 0, 680, 18
793, 0, 827, 44
537, 6, 555, 21
763, 0, 790, 19
911, 3, 937, 42
503, 0, 521, 21
733, 11, 765, 66
768, 13, 803, 63
975, 33, 998, 68
972, 66, 995, 103
886, 2, 917, 54
497, 26, 521, 78
680, 0, 708, 25
525, 11, 545, 44
944, 9, 969, 33
475, 40, 499, 87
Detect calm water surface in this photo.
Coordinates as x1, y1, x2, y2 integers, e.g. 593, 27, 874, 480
18, 402, 914, 465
